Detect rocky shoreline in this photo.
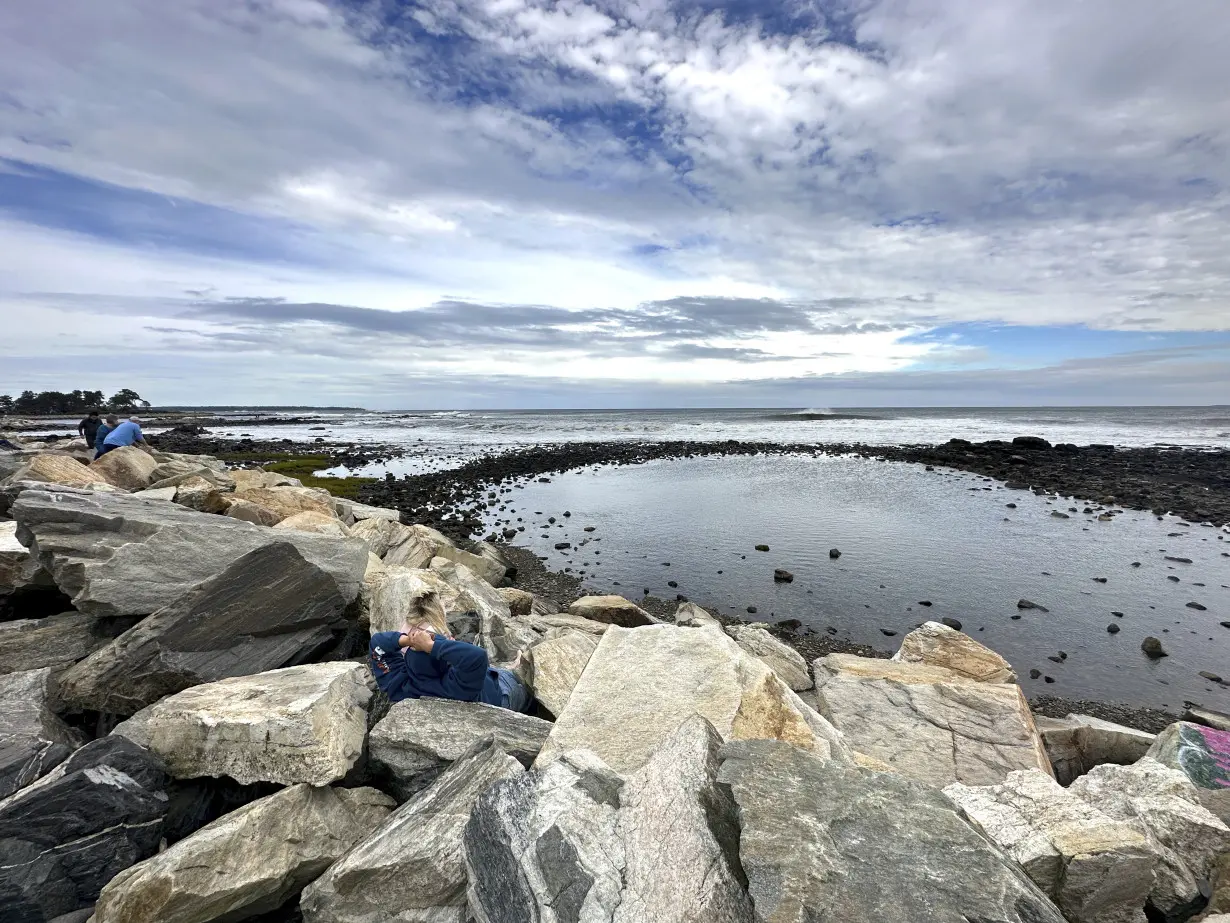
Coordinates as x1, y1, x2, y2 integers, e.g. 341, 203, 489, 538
2, 431, 1229, 922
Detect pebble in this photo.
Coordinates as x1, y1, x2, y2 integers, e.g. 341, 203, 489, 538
940, 617, 962, 630
746, 606, 758, 614
1029, 668, 1042, 679
773, 569, 794, 582
755, 544, 770, 552
829, 548, 841, 559
553, 542, 570, 550
1199, 671, 1224, 683
1017, 599, 1049, 612
1107, 624, 1120, 634
667, 580, 678, 588
880, 628, 897, 636
1167, 576, 1180, 582
918, 601, 932, 607
1165, 556, 1193, 563
1186, 602, 1207, 611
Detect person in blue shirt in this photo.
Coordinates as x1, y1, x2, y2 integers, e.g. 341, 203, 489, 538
368, 592, 532, 712
98, 416, 150, 457
92, 414, 119, 459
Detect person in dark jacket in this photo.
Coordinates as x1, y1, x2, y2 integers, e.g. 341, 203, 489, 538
368, 592, 532, 712
78, 410, 102, 448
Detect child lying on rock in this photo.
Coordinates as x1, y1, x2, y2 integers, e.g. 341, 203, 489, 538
368, 591, 533, 713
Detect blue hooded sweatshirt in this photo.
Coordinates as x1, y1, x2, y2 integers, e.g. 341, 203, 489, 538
369, 631, 502, 705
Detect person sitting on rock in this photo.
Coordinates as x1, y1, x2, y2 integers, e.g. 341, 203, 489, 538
92, 414, 120, 459
97, 415, 150, 457
368, 591, 533, 712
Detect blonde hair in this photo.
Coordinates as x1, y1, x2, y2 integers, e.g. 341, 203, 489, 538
404, 591, 450, 638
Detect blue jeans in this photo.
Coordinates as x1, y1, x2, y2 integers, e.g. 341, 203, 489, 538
494, 668, 531, 713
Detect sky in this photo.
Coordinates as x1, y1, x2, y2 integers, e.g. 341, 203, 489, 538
1, 0, 1229, 409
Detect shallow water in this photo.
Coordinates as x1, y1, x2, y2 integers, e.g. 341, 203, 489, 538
480, 454, 1230, 711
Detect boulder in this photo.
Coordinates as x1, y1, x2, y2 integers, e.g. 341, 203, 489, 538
1146, 722, 1230, 825
275, 510, 351, 536
727, 625, 812, 691
464, 716, 754, 923
892, 620, 1017, 683
173, 474, 232, 513
230, 469, 302, 489
92, 784, 395, 923
716, 738, 1067, 923
1036, 713, 1156, 785
498, 587, 536, 616
811, 653, 1051, 787
11, 486, 369, 617
0, 668, 83, 799
90, 445, 159, 490
228, 484, 338, 524
1069, 757, 1230, 917
430, 557, 523, 660
113, 662, 372, 786
334, 498, 401, 523
0, 736, 170, 921
147, 465, 235, 493
369, 697, 552, 800
303, 738, 525, 923
223, 496, 281, 526
58, 543, 352, 715
675, 601, 722, 629
434, 544, 506, 586
568, 594, 657, 628
1185, 706, 1230, 733
522, 629, 600, 717
535, 624, 848, 774
349, 518, 435, 567
367, 566, 457, 634
944, 769, 1155, 923
0, 519, 31, 588
0, 611, 112, 675
134, 486, 177, 501
473, 540, 515, 582
3, 453, 113, 489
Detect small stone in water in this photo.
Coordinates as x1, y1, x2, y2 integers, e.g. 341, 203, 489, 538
829, 548, 841, 559
1141, 636, 1167, 658
755, 544, 770, 552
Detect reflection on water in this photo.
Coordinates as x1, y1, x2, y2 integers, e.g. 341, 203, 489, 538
481, 454, 1230, 711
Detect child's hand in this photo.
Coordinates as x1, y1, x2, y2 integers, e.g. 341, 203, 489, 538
403, 628, 436, 653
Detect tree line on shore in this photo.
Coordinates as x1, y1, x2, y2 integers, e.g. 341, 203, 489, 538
0, 388, 150, 416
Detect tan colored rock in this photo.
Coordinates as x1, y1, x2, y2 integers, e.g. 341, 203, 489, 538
498, 587, 536, 616
367, 566, 457, 634
112, 662, 373, 786
569, 594, 656, 628
274, 510, 350, 537
945, 770, 1154, 923
223, 497, 281, 526
892, 621, 1017, 683
133, 486, 177, 501
434, 544, 506, 586
524, 630, 601, 717
230, 485, 337, 524
535, 623, 849, 774
229, 469, 302, 489
675, 601, 722, 629
728, 625, 812, 691
1036, 713, 1156, 785
0, 521, 31, 589
5, 454, 113, 489
812, 653, 1052, 787
90, 446, 158, 491
349, 518, 436, 568
92, 784, 395, 923
173, 475, 231, 513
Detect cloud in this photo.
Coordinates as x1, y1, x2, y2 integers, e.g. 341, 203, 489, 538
1, 0, 1229, 405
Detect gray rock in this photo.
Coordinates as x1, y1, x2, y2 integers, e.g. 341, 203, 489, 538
1069, 757, 1230, 917
93, 784, 395, 923
334, 498, 401, 523
891, 620, 1017, 683
369, 697, 552, 800
0, 736, 170, 921
536, 624, 848, 774
1146, 721, 1230, 826
302, 738, 525, 923
1035, 713, 1156, 785
0, 668, 83, 799
727, 625, 812, 691
675, 601, 722, 630
58, 542, 351, 715
522, 629, 600, 717
1184, 705, 1230, 732
11, 486, 369, 617
0, 611, 112, 676
568, 595, 657, 628
716, 737, 1067, 923
944, 769, 1154, 923
811, 653, 1052, 787
113, 662, 372, 786
349, 518, 437, 568
465, 716, 753, 923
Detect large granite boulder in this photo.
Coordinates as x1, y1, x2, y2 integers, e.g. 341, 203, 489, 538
0, 668, 83, 798
92, 783, 395, 923
945, 769, 1155, 923
434, 544, 505, 586
568, 595, 656, 627
716, 738, 1067, 923
302, 738, 525, 923
1146, 721, 1230, 825
230, 469, 302, 489
90, 445, 159, 490
172, 474, 233, 513
535, 624, 848, 774
348, 518, 434, 566
274, 510, 351, 536
58, 542, 353, 714
465, 716, 754, 923
0, 519, 31, 589
0, 611, 112, 676
11, 486, 369, 617
227, 484, 338, 524
2, 454, 113, 489
1036, 713, 1156, 785
369, 697, 552, 800
333, 498, 401, 524
675, 601, 722, 629
498, 587, 559, 617
810, 653, 1051, 787
366, 565, 456, 634
892, 620, 1017, 683
1069, 757, 1230, 917
113, 662, 373, 785
727, 625, 812, 691
0, 736, 170, 921
522, 629, 600, 717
